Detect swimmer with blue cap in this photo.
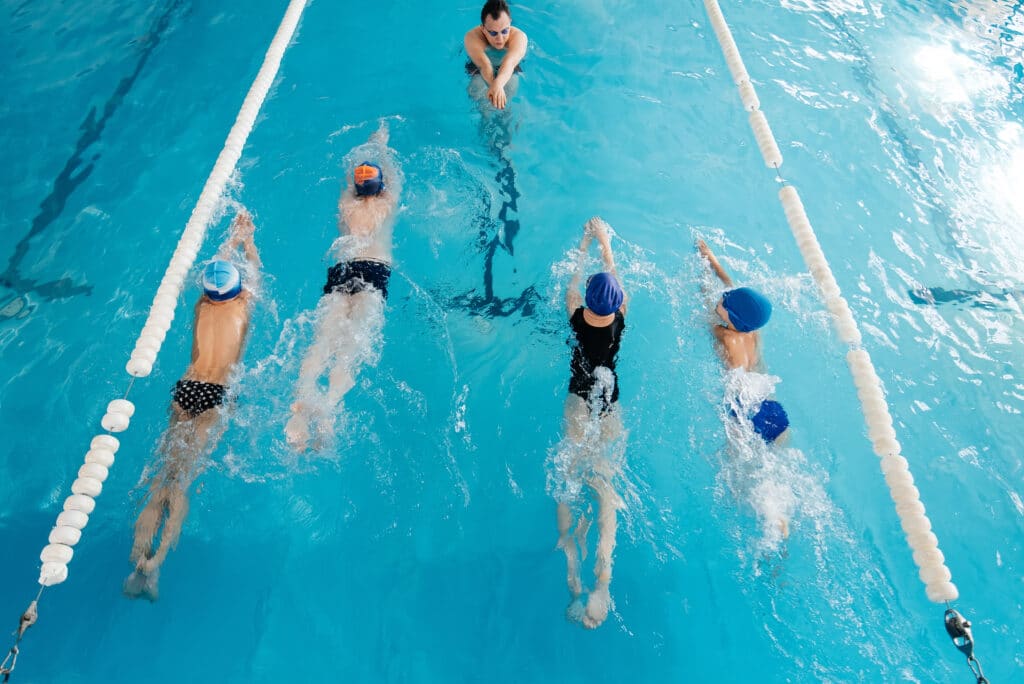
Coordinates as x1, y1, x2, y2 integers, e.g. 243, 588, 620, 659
126, 212, 260, 601
556, 216, 629, 631
698, 239, 772, 371
698, 239, 789, 444
202, 260, 242, 301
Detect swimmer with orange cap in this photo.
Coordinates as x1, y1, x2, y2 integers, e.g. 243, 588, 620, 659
125, 211, 260, 600
286, 121, 401, 451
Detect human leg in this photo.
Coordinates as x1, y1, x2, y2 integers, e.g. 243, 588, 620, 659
583, 406, 625, 628
583, 473, 620, 629
125, 408, 219, 599
555, 394, 593, 621
324, 290, 384, 406
286, 294, 352, 450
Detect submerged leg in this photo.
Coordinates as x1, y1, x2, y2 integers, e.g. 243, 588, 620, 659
557, 502, 585, 622
583, 474, 621, 629
124, 483, 188, 602
124, 410, 217, 600
556, 394, 593, 622
324, 291, 384, 406
287, 295, 352, 450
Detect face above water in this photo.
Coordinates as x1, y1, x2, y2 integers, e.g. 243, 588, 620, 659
482, 11, 511, 49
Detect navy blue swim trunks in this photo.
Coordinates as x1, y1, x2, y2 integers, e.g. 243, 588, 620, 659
323, 259, 391, 300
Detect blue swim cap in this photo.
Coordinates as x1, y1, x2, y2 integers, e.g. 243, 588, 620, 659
585, 272, 624, 315
354, 161, 385, 196
751, 400, 789, 443
202, 260, 242, 301
722, 287, 772, 332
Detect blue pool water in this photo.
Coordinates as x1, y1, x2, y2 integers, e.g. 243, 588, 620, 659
1, 0, 1023, 681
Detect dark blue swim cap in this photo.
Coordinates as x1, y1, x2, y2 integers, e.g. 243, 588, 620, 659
751, 400, 789, 443
585, 273, 624, 315
722, 287, 772, 332
354, 161, 385, 196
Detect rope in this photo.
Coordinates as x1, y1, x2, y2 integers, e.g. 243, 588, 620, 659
3, 1, 310, 679
0, 588, 42, 682
701, 0, 988, 678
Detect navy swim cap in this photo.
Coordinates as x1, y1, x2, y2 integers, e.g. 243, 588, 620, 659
585, 273, 624, 315
751, 400, 789, 443
203, 260, 242, 301
354, 161, 385, 196
722, 287, 772, 332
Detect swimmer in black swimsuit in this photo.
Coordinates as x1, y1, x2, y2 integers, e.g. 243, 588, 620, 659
551, 217, 628, 630
125, 212, 260, 600
286, 121, 401, 451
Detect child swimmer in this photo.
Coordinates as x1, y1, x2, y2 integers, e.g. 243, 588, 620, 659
697, 239, 791, 538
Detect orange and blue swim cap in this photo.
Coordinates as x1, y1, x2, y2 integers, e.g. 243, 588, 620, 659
354, 161, 385, 196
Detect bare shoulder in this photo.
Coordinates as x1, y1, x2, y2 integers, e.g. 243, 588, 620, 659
510, 26, 528, 47
464, 26, 485, 47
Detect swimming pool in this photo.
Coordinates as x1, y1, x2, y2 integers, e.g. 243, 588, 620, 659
1, 0, 1022, 680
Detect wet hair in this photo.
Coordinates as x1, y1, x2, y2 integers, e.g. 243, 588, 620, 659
481, 0, 511, 24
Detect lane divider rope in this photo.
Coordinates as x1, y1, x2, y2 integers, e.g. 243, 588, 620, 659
3, 2, 309, 680
701, 3, 991, 681
702, 0, 956, 603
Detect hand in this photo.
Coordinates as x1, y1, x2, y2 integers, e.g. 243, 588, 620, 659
231, 212, 255, 241
696, 239, 713, 259
370, 120, 389, 145
488, 82, 507, 109
585, 216, 610, 238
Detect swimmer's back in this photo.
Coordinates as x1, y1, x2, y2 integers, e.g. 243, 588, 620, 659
185, 295, 251, 385
713, 325, 761, 372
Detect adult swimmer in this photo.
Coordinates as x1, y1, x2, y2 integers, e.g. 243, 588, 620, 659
464, 0, 528, 110
553, 217, 628, 629
286, 121, 401, 451
460, 1, 533, 317
697, 239, 791, 536
125, 212, 260, 600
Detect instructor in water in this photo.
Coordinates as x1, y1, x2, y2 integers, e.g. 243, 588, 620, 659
464, 0, 528, 110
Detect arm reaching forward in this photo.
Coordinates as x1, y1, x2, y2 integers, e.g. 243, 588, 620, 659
697, 239, 732, 287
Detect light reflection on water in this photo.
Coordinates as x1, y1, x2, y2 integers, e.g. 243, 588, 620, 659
0, 0, 1022, 680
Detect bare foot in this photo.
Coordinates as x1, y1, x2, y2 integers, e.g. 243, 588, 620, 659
566, 596, 586, 624
123, 564, 160, 601
285, 405, 311, 451
583, 584, 611, 629
778, 517, 790, 539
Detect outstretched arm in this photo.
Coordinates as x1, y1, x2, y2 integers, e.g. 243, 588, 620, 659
219, 211, 261, 270
489, 30, 528, 109
697, 239, 732, 287
464, 28, 496, 85
587, 217, 628, 314
587, 217, 617, 275
369, 119, 389, 146
566, 228, 592, 316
